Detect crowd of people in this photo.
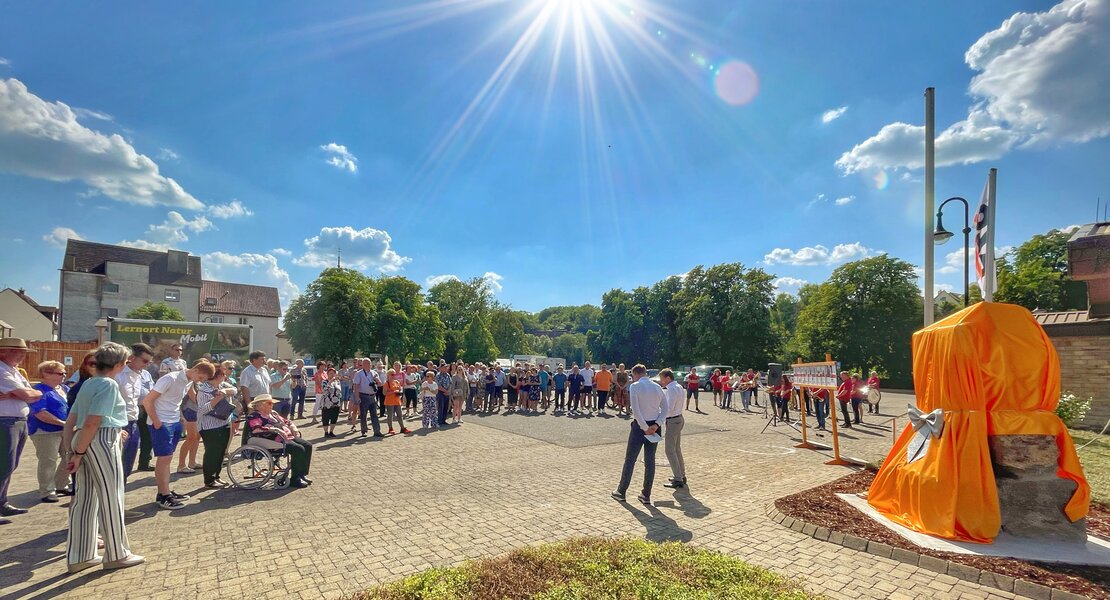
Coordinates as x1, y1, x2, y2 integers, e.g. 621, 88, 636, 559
0, 335, 884, 575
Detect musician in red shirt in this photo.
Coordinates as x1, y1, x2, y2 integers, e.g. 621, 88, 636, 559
866, 370, 882, 414
710, 369, 723, 407
684, 369, 700, 412
835, 371, 853, 429
811, 387, 830, 431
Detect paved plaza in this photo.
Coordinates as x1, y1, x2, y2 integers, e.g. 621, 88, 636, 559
0, 393, 1034, 600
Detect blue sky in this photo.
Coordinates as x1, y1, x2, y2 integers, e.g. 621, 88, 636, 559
2, 0, 1107, 313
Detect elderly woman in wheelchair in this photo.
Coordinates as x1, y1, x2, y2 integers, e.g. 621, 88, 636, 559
236, 394, 314, 489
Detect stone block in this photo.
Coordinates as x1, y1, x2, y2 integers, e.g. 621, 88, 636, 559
978, 570, 1015, 592
996, 478, 1087, 542
945, 561, 979, 583
841, 534, 868, 552
917, 554, 948, 574
889, 547, 919, 565
1013, 579, 1052, 600
1050, 588, 1089, 600
865, 541, 893, 559
828, 531, 845, 546
988, 435, 1059, 477
814, 527, 831, 541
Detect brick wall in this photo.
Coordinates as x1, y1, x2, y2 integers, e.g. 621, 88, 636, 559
1050, 335, 1110, 430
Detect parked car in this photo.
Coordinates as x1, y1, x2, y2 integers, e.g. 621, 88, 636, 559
683, 365, 735, 391
304, 365, 317, 398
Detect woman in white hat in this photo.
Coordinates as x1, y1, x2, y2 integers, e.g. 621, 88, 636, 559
245, 394, 313, 488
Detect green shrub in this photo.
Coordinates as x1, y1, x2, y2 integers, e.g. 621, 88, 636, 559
1057, 391, 1092, 426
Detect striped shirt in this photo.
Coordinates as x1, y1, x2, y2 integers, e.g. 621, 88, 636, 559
196, 381, 235, 431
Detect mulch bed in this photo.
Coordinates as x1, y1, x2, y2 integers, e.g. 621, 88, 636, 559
775, 469, 1110, 600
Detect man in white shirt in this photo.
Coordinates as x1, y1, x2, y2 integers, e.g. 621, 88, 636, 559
142, 361, 214, 510
0, 337, 41, 523
238, 352, 271, 413
158, 344, 187, 376
351, 359, 383, 437
580, 361, 596, 414
115, 343, 155, 480
612, 364, 667, 506
660, 369, 687, 489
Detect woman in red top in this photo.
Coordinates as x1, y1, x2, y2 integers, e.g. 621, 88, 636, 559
710, 369, 723, 407
835, 371, 854, 429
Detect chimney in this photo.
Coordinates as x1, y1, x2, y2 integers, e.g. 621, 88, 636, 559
1067, 222, 1110, 318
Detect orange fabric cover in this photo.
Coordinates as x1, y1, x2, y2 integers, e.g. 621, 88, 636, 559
867, 302, 1089, 543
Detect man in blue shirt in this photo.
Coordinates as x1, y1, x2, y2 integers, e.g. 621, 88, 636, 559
552, 366, 568, 413
538, 366, 551, 411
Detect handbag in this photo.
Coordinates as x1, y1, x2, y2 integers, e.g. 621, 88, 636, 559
210, 397, 235, 420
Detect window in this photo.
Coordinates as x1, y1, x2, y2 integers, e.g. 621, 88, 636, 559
103, 282, 119, 293
238, 317, 248, 325
208, 316, 225, 324
205, 297, 217, 306
100, 308, 118, 318
164, 289, 180, 302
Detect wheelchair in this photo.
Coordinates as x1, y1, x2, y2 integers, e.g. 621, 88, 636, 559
225, 427, 294, 490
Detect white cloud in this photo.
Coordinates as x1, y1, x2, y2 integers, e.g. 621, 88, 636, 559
321, 142, 357, 173
119, 211, 213, 251
837, 0, 1110, 173
425, 274, 461, 288
271, 248, 292, 257
41, 284, 52, 292
0, 78, 203, 210
773, 277, 808, 291
834, 195, 855, 206
43, 227, 83, 247
295, 226, 410, 272
72, 107, 113, 122
821, 106, 848, 124
481, 271, 504, 293
1061, 224, 1081, 233
158, 148, 179, 161
764, 242, 874, 266
938, 249, 963, 274
207, 199, 254, 219
203, 252, 301, 308
0, 58, 9, 67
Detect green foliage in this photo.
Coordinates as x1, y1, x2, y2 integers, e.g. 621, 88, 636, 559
489, 306, 531, 356
426, 277, 492, 332
995, 228, 1086, 311
1057, 391, 1092, 427
460, 316, 498, 363
792, 256, 920, 388
284, 268, 376, 362
283, 269, 445, 362
360, 538, 813, 600
536, 305, 602, 334
672, 264, 779, 369
126, 301, 185, 322
551, 333, 589, 366
594, 289, 644, 364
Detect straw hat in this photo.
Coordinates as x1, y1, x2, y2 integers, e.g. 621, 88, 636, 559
248, 394, 274, 409
0, 338, 28, 350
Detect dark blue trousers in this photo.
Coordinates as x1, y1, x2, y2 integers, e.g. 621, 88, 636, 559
121, 420, 139, 480
617, 420, 658, 499
436, 392, 450, 425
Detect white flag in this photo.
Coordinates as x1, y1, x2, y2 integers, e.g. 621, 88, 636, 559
972, 176, 995, 301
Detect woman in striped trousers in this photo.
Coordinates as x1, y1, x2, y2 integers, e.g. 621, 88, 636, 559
62, 342, 144, 574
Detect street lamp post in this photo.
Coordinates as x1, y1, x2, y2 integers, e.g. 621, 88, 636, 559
933, 196, 971, 307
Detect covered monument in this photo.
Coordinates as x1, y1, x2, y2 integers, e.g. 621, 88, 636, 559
867, 302, 1090, 543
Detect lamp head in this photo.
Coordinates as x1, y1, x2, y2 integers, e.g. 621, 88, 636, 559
933, 212, 953, 245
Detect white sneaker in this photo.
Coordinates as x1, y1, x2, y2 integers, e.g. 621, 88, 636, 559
68, 556, 103, 574
103, 554, 144, 570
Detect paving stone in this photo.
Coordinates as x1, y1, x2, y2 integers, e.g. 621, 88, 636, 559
919, 554, 951, 574
1013, 580, 1053, 600
0, 396, 1003, 599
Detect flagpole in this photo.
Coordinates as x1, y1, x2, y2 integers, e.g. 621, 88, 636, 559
986, 168, 997, 301
924, 88, 936, 326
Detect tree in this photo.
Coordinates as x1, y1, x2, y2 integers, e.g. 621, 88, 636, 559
551, 333, 589, 366
126, 301, 185, 322
461, 315, 498, 362
489, 306, 530, 356
284, 268, 377, 362
594, 289, 645, 364
672, 263, 779, 368
408, 304, 447, 360
536, 305, 602, 334
427, 277, 492, 331
791, 256, 920, 387
994, 228, 1086, 311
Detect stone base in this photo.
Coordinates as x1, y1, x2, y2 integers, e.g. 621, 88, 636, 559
989, 434, 1087, 543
